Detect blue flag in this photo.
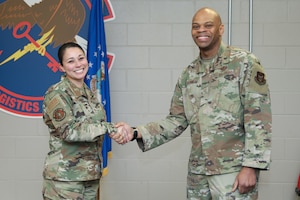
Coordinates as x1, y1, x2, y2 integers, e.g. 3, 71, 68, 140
85, 0, 112, 176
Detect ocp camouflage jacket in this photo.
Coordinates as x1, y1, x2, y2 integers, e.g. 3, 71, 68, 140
137, 43, 272, 175
42, 76, 116, 181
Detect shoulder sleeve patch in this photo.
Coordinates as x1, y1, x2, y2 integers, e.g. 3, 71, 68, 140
53, 108, 66, 122
44, 92, 70, 125
254, 71, 266, 85
248, 63, 269, 94
47, 97, 60, 111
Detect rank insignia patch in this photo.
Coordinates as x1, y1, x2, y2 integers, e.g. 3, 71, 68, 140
255, 71, 266, 85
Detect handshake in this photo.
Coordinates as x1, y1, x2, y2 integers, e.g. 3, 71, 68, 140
110, 122, 139, 145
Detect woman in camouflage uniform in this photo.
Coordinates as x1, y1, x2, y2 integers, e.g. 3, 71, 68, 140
42, 42, 122, 200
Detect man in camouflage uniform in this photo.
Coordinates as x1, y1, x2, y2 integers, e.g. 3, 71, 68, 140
114, 7, 272, 200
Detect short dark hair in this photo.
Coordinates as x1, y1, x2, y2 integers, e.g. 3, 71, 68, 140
57, 42, 84, 65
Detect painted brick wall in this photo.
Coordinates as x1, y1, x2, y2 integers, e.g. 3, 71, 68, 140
0, 0, 299, 200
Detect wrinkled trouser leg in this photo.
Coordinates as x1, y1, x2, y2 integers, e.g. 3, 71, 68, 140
42, 179, 99, 200
187, 171, 259, 200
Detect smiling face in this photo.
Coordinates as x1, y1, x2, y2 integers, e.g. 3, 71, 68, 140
191, 8, 224, 58
59, 47, 88, 88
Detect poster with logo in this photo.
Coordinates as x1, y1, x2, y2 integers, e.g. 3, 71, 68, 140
0, 0, 115, 118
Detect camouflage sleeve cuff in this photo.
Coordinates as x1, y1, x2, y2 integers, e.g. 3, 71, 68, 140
136, 125, 153, 152
136, 138, 146, 152
242, 151, 271, 170
106, 123, 117, 134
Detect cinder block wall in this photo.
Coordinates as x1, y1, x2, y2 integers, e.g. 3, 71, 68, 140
1, 0, 300, 200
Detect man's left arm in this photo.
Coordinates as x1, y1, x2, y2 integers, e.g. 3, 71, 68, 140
235, 55, 272, 193
242, 56, 272, 170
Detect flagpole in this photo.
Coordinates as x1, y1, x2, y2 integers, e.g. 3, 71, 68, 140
99, 2, 105, 200
86, 0, 110, 199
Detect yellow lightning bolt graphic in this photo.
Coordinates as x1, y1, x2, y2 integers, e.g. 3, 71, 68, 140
0, 27, 55, 66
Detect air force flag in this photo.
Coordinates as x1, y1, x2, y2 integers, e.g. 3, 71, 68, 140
85, 0, 112, 176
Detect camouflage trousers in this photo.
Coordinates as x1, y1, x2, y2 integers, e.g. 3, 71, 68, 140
42, 179, 99, 200
187, 171, 259, 200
